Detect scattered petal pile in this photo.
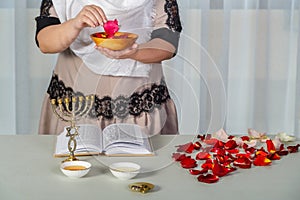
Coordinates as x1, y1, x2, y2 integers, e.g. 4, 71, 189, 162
172, 129, 300, 184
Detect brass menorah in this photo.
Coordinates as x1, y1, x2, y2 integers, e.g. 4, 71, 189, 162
50, 94, 95, 162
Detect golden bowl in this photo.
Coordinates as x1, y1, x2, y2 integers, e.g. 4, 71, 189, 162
91, 32, 138, 51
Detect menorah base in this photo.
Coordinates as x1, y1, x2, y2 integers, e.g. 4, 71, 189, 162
62, 155, 79, 163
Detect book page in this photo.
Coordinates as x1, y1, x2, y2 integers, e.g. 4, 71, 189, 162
54, 124, 103, 156
102, 123, 153, 155
104, 139, 153, 155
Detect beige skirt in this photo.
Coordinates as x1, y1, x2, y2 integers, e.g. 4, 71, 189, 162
38, 49, 178, 135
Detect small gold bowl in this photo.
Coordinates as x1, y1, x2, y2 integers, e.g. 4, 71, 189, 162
91, 32, 138, 51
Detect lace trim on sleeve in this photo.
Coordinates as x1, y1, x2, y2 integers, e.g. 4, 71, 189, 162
39, 0, 53, 17
164, 0, 182, 32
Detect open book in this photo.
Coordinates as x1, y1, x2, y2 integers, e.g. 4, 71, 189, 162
54, 123, 154, 157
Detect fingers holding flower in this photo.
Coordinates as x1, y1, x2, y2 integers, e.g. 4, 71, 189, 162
73, 5, 107, 29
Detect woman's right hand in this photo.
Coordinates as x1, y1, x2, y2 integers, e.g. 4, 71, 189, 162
37, 5, 107, 53
73, 5, 107, 30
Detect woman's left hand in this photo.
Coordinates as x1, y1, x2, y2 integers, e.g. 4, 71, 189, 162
96, 43, 138, 59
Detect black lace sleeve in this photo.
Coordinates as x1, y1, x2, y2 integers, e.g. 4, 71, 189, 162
39, 0, 53, 17
35, 0, 61, 47
164, 0, 182, 33
151, 0, 182, 55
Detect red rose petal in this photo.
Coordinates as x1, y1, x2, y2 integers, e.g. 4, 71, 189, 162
213, 141, 225, 148
212, 160, 232, 177
228, 135, 235, 140
224, 140, 238, 150
180, 157, 197, 168
241, 136, 250, 141
227, 167, 237, 173
226, 148, 240, 154
242, 143, 249, 149
204, 138, 219, 146
277, 150, 289, 156
196, 152, 212, 160
266, 139, 276, 154
94, 32, 107, 38
176, 142, 195, 153
211, 147, 226, 156
227, 153, 236, 160
189, 168, 208, 175
245, 147, 256, 154
193, 141, 202, 150
201, 159, 214, 170
256, 149, 268, 157
215, 155, 234, 166
197, 174, 219, 184
253, 155, 272, 166
197, 134, 206, 141
287, 144, 300, 153
276, 144, 288, 156
233, 155, 252, 169
236, 153, 251, 159
172, 153, 187, 161
267, 153, 281, 160
279, 144, 285, 151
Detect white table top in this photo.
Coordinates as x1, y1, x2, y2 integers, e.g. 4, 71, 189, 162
0, 135, 300, 200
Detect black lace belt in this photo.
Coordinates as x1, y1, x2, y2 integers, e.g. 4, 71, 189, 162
47, 73, 171, 119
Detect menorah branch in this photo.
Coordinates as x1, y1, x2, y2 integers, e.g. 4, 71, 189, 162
50, 95, 95, 162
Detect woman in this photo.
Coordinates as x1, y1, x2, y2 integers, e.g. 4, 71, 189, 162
35, 0, 182, 135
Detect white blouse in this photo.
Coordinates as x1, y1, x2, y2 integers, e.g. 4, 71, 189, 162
37, 0, 182, 77
52, 0, 153, 77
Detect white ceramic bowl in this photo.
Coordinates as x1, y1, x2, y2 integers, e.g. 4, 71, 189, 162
60, 161, 91, 178
109, 162, 141, 180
